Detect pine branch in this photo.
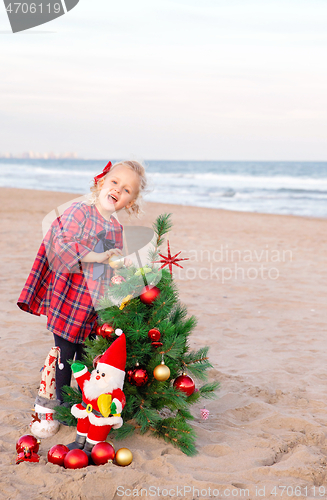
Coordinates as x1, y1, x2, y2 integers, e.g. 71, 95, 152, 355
169, 303, 188, 324
181, 346, 213, 380
184, 362, 212, 381
182, 346, 212, 380
160, 335, 186, 360
149, 213, 173, 262
177, 408, 194, 420
189, 347, 210, 363
62, 386, 82, 404
151, 416, 198, 456
135, 403, 162, 433
53, 386, 81, 426
83, 336, 112, 368
199, 381, 220, 398
110, 422, 136, 440
145, 385, 189, 411
54, 405, 77, 426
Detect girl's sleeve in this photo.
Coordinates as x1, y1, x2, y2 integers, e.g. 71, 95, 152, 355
51, 203, 92, 271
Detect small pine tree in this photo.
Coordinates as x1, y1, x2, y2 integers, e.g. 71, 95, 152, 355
55, 214, 219, 456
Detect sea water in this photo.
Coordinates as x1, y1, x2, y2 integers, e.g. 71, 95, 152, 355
1, 159, 326, 218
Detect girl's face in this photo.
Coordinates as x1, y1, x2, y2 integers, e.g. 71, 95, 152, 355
96, 164, 140, 216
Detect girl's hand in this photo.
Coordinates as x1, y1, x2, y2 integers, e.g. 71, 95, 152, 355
95, 249, 122, 263
96, 251, 111, 263
81, 249, 124, 264
106, 248, 123, 260
124, 258, 133, 267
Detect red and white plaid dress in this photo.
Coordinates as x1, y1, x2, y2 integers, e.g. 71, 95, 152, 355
17, 202, 123, 343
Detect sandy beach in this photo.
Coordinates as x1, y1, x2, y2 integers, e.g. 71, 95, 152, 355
1, 186, 327, 500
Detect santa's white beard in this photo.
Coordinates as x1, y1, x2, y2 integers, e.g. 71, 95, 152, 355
83, 371, 123, 400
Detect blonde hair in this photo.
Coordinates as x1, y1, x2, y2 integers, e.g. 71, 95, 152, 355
86, 160, 147, 217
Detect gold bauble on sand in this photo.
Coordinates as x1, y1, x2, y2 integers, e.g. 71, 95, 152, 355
153, 361, 170, 381
108, 255, 125, 269
115, 447, 133, 466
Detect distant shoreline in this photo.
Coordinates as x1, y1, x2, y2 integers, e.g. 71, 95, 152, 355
1, 157, 327, 163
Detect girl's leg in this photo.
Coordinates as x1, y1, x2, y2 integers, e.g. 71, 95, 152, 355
53, 332, 96, 403
74, 332, 96, 364
53, 334, 79, 403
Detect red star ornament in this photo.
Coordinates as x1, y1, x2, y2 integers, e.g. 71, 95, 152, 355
153, 240, 189, 276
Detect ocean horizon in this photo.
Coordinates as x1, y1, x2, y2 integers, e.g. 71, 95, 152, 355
1, 158, 327, 218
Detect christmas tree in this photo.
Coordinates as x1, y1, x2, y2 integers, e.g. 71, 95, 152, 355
55, 214, 219, 456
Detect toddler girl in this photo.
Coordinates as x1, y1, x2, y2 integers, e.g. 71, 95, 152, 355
17, 160, 147, 403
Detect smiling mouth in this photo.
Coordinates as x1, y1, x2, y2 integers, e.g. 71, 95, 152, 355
108, 194, 118, 202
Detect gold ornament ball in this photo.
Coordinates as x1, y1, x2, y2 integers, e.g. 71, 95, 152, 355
153, 362, 170, 381
108, 255, 125, 269
115, 447, 133, 466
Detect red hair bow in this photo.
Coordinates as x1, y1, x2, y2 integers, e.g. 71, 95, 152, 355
94, 161, 112, 185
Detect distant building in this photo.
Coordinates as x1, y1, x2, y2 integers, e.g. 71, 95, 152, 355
0, 152, 79, 159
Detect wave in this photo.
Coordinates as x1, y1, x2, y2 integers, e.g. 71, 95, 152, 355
1, 159, 327, 217
148, 172, 327, 191
2, 160, 327, 191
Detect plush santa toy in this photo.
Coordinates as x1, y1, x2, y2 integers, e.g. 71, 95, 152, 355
67, 329, 126, 455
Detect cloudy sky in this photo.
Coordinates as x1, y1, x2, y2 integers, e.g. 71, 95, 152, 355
0, 0, 326, 160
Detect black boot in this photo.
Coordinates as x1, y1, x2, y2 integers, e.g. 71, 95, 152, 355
67, 433, 86, 450
82, 440, 95, 463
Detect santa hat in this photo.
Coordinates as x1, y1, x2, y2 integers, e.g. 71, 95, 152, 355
99, 329, 126, 373
35, 346, 63, 409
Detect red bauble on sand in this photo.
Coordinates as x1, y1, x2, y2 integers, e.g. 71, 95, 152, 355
127, 366, 148, 386
140, 286, 160, 305
47, 444, 70, 466
173, 374, 195, 396
16, 450, 40, 464
16, 434, 39, 454
91, 442, 115, 466
64, 449, 89, 469
148, 328, 161, 341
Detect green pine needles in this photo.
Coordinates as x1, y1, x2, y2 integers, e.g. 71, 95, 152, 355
55, 213, 219, 456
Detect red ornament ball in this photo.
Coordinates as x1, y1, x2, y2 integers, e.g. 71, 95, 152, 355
93, 353, 103, 368
16, 434, 39, 454
100, 323, 114, 338
95, 324, 103, 336
173, 374, 195, 396
47, 444, 69, 466
151, 341, 163, 349
148, 328, 161, 341
64, 449, 89, 469
16, 450, 40, 464
140, 286, 160, 305
91, 442, 115, 465
127, 366, 148, 386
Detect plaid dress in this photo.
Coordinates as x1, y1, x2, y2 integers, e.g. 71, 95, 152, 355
17, 202, 123, 343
